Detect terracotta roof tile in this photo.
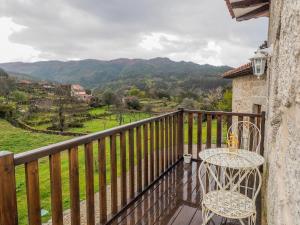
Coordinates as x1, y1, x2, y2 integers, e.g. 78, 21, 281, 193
222, 63, 253, 79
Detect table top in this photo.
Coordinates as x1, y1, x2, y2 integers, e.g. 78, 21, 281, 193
199, 148, 264, 169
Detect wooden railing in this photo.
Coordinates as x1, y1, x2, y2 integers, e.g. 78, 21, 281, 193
182, 109, 265, 158
0, 109, 265, 225
0, 110, 184, 225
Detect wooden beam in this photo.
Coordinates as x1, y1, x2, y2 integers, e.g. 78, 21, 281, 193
231, 0, 269, 8
236, 4, 269, 21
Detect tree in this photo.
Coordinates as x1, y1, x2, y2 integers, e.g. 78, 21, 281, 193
127, 86, 145, 97
0, 69, 16, 99
217, 89, 232, 111
11, 90, 28, 103
180, 98, 197, 109
50, 86, 88, 132
102, 91, 119, 109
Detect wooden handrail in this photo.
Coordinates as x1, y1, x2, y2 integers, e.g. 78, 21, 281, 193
183, 109, 262, 117
14, 110, 180, 165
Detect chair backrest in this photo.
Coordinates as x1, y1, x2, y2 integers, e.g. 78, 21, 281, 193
227, 120, 261, 154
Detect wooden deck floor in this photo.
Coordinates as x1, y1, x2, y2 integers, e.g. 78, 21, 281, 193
110, 161, 229, 225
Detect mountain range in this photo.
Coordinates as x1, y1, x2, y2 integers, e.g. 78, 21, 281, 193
0, 57, 232, 89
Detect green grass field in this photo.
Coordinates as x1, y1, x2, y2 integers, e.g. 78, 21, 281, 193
0, 113, 226, 224
69, 112, 151, 133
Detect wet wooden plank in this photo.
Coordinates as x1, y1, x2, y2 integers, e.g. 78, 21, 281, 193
136, 162, 198, 225
170, 205, 198, 225
117, 163, 186, 225
188, 210, 203, 225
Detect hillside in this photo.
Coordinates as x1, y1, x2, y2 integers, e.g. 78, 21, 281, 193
0, 58, 232, 89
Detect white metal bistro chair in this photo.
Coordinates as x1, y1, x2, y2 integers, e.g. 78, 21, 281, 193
227, 120, 261, 154
198, 152, 263, 225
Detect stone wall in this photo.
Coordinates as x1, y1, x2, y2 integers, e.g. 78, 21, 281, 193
232, 74, 267, 113
264, 1, 300, 225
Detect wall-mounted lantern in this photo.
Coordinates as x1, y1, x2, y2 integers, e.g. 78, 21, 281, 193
249, 46, 272, 79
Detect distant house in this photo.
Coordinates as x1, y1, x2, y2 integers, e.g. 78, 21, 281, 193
17, 79, 32, 85
70, 84, 92, 102
222, 63, 267, 114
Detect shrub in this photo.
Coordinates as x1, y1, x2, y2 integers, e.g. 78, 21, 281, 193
124, 96, 142, 110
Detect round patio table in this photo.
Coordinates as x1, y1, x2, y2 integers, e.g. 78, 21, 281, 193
198, 148, 264, 225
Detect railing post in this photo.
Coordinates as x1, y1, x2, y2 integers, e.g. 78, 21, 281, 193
0, 151, 18, 225
260, 111, 266, 156
177, 108, 184, 159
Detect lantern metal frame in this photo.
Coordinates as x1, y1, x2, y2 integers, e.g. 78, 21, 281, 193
249, 46, 272, 79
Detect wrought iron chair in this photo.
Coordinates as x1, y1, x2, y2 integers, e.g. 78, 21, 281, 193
227, 120, 261, 154
198, 153, 262, 225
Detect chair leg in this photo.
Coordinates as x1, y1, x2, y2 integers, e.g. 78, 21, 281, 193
201, 204, 214, 225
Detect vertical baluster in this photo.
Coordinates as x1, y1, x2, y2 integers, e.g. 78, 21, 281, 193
227, 114, 232, 133
165, 116, 169, 169
260, 111, 266, 156
110, 135, 118, 214
136, 126, 142, 192
177, 110, 184, 159
169, 116, 173, 166
160, 118, 165, 174
149, 122, 154, 182
249, 116, 255, 151
98, 138, 107, 224
26, 160, 41, 225
120, 131, 127, 206
217, 114, 222, 147
155, 120, 160, 178
143, 124, 149, 187
206, 113, 212, 149
173, 115, 177, 163
197, 113, 202, 159
49, 152, 63, 225
68, 147, 80, 225
128, 129, 135, 199
85, 142, 95, 225
238, 116, 243, 148
0, 152, 17, 225
188, 112, 193, 154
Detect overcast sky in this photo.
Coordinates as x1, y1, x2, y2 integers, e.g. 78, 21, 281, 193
0, 0, 268, 67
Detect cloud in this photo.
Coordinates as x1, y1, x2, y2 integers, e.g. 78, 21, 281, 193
0, 0, 268, 66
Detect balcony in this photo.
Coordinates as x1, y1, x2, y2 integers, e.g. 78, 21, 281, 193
0, 109, 265, 225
